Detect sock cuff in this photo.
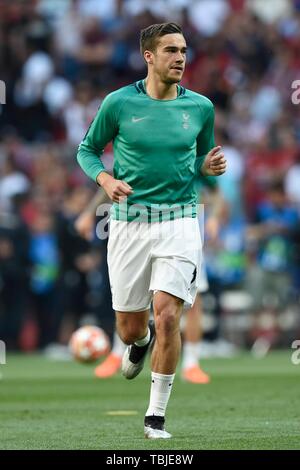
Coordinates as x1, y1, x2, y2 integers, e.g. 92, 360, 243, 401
146, 371, 175, 417
134, 327, 150, 347
151, 372, 175, 381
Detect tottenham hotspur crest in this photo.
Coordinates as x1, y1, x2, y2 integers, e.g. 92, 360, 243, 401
182, 112, 190, 130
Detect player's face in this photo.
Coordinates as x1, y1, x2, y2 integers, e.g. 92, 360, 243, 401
150, 33, 187, 84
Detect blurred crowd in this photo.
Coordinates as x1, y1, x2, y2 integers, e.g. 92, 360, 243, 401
0, 0, 300, 352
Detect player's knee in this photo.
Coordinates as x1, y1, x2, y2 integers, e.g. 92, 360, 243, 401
155, 309, 179, 337
117, 329, 136, 345
116, 312, 149, 345
116, 330, 129, 345
117, 325, 147, 345
154, 295, 182, 336
153, 294, 182, 316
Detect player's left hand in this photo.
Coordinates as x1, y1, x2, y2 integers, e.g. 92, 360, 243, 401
201, 146, 226, 176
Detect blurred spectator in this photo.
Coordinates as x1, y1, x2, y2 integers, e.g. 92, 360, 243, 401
15, 52, 54, 107
246, 0, 292, 24
43, 77, 73, 116
56, 186, 95, 324
0, 213, 30, 349
217, 131, 244, 219
205, 202, 247, 344
28, 210, 62, 349
246, 179, 299, 315
285, 151, 300, 214
62, 81, 99, 146
78, 0, 121, 22
188, 0, 231, 36
0, 155, 30, 213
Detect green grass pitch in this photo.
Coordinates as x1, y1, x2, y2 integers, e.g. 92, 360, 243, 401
0, 351, 299, 450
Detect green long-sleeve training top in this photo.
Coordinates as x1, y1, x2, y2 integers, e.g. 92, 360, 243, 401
77, 79, 216, 222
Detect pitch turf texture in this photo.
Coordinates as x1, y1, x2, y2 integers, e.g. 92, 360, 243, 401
0, 352, 299, 450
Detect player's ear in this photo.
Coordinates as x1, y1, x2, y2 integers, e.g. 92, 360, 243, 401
144, 50, 153, 65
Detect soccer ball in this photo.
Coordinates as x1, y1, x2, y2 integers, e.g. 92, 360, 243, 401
69, 325, 110, 363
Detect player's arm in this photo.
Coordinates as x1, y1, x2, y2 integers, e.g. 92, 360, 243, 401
195, 102, 226, 177
75, 189, 110, 241
77, 94, 133, 203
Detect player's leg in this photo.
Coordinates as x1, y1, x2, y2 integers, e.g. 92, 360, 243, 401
143, 291, 183, 438
151, 291, 183, 373
95, 308, 155, 378
143, 217, 201, 438
119, 309, 156, 379
94, 329, 125, 378
182, 293, 210, 384
116, 310, 149, 345
107, 219, 154, 379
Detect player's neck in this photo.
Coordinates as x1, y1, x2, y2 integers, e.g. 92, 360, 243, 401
144, 76, 178, 100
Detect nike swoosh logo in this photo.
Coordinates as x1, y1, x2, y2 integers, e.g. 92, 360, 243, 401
132, 116, 148, 123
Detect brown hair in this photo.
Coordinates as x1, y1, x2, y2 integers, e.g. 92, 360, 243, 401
140, 22, 183, 55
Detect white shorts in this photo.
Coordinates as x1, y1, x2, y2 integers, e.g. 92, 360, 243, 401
107, 218, 202, 311
197, 258, 209, 293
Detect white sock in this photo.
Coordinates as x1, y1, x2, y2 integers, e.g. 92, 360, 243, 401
134, 327, 150, 347
182, 341, 199, 370
145, 372, 175, 417
112, 331, 126, 357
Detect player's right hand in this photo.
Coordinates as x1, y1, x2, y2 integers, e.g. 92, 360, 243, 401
96, 172, 133, 203
205, 216, 220, 243
75, 211, 95, 241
